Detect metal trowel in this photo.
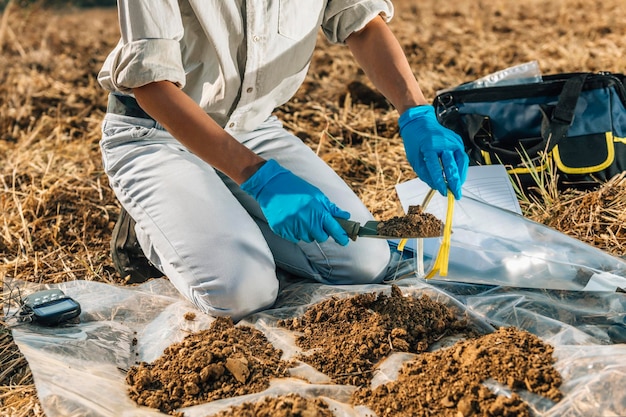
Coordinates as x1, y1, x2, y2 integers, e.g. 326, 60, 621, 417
334, 217, 444, 241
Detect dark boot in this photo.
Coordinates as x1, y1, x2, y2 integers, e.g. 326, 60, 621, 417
110, 207, 164, 284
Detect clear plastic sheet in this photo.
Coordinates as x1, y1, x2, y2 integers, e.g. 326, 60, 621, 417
7, 275, 626, 416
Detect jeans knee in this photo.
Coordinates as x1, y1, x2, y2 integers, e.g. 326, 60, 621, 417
190, 274, 279, 322
327, 240, 391, 285
350, 250, 391, 284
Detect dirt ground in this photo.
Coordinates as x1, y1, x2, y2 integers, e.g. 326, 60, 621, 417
277, 285, 473, 387
1, 0, 626, 416
210, 393, 335, 417
352, 326, 562, 417
126, 317, 293, 414
126, 287, 562, 416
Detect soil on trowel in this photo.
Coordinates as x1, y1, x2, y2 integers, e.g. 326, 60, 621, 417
209, 393, 334, 417
278, 285, 475, 387
352, 326, 563, 417
377, 205, 443, 238
125, 317, 293, 415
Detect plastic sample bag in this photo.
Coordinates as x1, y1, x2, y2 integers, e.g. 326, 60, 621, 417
436, 60, 543, 94
397, 190, 626, 292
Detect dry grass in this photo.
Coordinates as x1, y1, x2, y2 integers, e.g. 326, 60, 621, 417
1, 0, 626, 415
520, 171, 626, 256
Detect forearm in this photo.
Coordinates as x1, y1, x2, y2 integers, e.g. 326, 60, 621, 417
132, 81, 265, 184
345, 16, 428, 114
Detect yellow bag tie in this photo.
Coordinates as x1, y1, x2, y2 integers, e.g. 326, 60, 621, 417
425, 191, 455, 278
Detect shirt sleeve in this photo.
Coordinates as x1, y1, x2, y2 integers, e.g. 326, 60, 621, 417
98, 0, 186, 93
322, 0, 394, 44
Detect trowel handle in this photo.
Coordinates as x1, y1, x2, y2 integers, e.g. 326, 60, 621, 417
334, 217, 360, 241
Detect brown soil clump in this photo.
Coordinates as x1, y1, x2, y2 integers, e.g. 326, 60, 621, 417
278, 285, 474, 387
210, 393, 334, 417
125, 317, 292, 415
352, 327, 563, 417
377, 205, 444, 238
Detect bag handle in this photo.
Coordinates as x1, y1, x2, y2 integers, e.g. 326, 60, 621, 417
466, 73, 589, 158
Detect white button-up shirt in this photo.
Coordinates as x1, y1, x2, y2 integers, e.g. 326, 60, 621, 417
98, 0, 394, 132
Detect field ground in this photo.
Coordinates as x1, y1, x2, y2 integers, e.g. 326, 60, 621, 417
1, 0, 626, 416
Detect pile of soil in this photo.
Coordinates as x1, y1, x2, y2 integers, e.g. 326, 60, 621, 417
277, 285, 474, 387
125, 317, 292, 414
125, 287, 563, 416
210, 393, 334, 417
352, 327, 563, 417
377, 205, 444, 238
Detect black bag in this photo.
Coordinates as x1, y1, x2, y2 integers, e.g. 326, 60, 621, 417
433, 72, 626, 190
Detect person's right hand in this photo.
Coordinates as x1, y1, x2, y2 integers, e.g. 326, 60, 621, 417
240, 160, 350, 246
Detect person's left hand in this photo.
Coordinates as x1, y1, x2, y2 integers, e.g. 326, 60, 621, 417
399, 105, 469, 199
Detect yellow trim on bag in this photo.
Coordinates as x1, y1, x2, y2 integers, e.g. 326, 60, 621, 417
479, 132, 624, 176
506, 157, 551, 175
481, 150, 492, 165
482, 150, 552, 175
552, 132, 614, 174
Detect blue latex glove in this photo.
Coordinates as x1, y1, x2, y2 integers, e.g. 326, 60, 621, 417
240, 159, 350, 245
399, 105, 469, 199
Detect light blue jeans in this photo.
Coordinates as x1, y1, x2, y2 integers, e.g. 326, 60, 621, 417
100, 114, 390, 320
